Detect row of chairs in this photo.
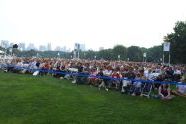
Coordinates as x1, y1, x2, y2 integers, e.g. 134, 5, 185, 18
121, 80, 153, 98
75, 74, 154, 98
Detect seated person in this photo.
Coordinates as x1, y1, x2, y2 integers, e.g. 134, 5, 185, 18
172, 77, 186, 97
88, 68, 98, 86
131, 74, 143, 96
121, 74, 132, 94
97, 69, 108, 91
111, 70, 121, 89
158, 84, 174, 100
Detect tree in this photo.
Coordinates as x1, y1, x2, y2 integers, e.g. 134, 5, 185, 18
85, 50, 96, 60
112, 45, 127, 60
127, 46, 143, 62
98, 49, 113, 60
147, 45, 162, 62
164, 21, 186, 64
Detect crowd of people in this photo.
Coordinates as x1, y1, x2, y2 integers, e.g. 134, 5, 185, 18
0, 57, 186, 100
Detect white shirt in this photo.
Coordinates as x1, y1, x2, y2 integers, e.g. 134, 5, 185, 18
103, 70, 112, 76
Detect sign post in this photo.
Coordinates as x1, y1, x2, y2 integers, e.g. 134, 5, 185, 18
143, 53, 146, 62
118, 55, 120, 61
163, 42, 170, 65
57, 52, 60, 58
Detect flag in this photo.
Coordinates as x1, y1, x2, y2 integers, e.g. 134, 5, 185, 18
163, 42, 170, 51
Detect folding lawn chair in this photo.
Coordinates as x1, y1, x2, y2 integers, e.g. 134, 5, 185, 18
140, 82, 153, 98
121, 79, 132, 94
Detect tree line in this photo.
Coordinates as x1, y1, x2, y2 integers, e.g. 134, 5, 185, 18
2, 21, 186, 64
14, 44, 163, 63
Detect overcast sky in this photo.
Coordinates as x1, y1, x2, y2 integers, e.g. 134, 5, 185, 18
0, 0, 186, 50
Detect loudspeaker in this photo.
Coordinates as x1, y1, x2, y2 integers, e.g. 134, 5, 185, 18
13, 44, 18, 48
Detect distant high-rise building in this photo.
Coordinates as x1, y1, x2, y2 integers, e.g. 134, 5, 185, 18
9, 42, 14, 48
67, 48, 71, 52
1, 40, 9, 48
80, 44, 85, 51
74, 43, 86, 51
39, 45, 47, 51
55, 46, 61, 51
61, 46, 67, 52
47, 43, 52, 51
18, 43, 26, 51
27, 43, 36, 50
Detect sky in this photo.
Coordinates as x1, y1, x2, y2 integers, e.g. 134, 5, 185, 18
0, 0, 186, 51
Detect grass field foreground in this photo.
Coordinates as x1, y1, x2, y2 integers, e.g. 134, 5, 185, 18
0, 72, 186, 124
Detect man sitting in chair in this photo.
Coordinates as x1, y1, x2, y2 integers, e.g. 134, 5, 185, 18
158, 84, 174, 100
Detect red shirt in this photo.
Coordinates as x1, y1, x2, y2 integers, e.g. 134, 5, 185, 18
112, 73, 120, 78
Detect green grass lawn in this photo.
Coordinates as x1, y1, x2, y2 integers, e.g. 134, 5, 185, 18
0, 72, 186, 124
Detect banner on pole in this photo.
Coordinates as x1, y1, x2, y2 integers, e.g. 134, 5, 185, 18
143, 53, 146, 57
163, 42, 170, 51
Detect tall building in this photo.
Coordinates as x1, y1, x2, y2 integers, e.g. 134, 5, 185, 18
18, 43, 26, 51
27, 43, 36, 50
74, 43, 86, 51
39, 45, 47, 51
80, 44, 85, 51
61, 46, 67, 52
47, 43, 52, 51
66, 48, 71, 52
9, 42, 14, 48
55, 46, 61, 51
1, 40, 9, 48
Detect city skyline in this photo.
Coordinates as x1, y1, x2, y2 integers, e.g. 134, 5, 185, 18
0, 40, 77, 52
0, 0, 186, 50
